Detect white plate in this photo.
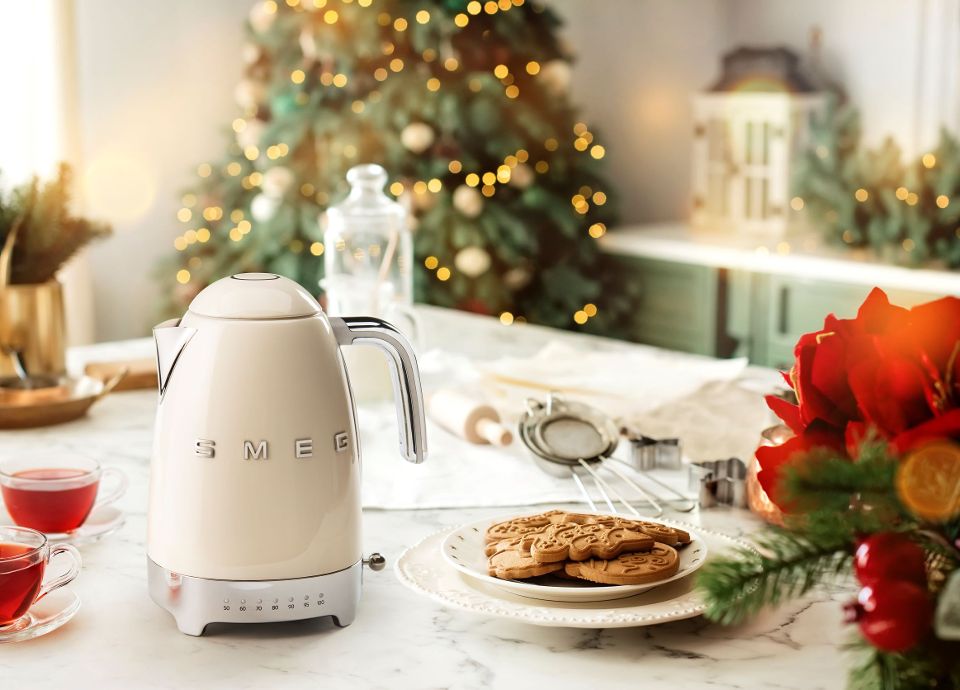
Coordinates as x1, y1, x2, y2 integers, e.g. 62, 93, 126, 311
0, 588, 81, 643
397, 521, 752, 628
0, 504, 124, 546
441, 516, 708, 602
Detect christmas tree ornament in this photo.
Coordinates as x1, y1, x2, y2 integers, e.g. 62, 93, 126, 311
234, 79, 264, 112
452, 185, 483, 218
241, 43, 262, 65
400, 122, 435, 154
509, 162, 534, 189
261, 166, 295, 199
846, 580, 933, 653
853, 533, 927, 587
248, 1, 277, 33
454, 246, 491, 278
236, 118, 266, 150
896, 441, 960, 522
250, 193, 280, 222
299, 26, 317, 61
538, 60, 571, 95
503, 266, 531, 291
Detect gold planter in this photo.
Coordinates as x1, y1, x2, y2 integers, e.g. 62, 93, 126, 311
0, 280, 66, 377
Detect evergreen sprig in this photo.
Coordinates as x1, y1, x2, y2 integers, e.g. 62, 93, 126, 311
697, 527, 852, 625
0, 164, 111, 284
794, 96, 960, 267
847, 637, 960, 690
698, 443, 900, 626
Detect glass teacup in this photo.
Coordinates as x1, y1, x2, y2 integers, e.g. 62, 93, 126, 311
0, 526, 81, 631
0, 456, 128, 533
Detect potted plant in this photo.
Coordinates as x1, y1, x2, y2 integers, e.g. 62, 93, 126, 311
0, 164, 111, 378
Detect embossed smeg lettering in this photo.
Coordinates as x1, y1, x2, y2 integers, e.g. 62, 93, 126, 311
191, 432, 346, 460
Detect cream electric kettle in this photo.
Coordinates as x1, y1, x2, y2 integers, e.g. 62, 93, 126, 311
147, 273, 426, 635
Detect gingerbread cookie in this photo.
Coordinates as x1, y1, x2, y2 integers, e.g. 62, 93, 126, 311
549, 512, 690, 546
564, 542, 680, 585
523, 523, 654, 563
487, 541, 565, 580
484, 510, 565, 544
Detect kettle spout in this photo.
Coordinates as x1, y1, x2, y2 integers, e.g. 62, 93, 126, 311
153, 318, 197, 397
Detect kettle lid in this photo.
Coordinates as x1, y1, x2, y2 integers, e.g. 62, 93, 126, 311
187, 273, 322, 319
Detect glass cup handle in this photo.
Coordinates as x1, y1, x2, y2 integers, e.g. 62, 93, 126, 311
36, 544, 81, 602
95, 467, 129, 508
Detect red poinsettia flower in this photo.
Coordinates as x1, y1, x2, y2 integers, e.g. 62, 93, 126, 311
756, 288, 960, 511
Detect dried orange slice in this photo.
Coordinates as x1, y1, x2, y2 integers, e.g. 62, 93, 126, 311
897, 441, 960, 521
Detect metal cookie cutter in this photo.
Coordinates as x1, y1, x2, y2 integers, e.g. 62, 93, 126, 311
687, 458, 747, 509
622, 430, 682, 471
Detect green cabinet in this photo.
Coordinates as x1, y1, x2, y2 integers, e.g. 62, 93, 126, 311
614, 255, 949, 368
616, 256, 719, 356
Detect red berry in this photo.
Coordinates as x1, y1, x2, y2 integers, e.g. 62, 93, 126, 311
853, 581, 932, 652
853, 533, 926, 586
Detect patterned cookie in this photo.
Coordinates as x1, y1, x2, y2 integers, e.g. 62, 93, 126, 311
523, 523, 654, 564
487, 541, 565, 580
484, 510, 565, 544
484, 535, 531, 558
548, 512, 690, 546
564, 542, 680, 585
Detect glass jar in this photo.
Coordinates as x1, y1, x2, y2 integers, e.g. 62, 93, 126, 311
323, 164, 415, 402
323, 164, 412, 317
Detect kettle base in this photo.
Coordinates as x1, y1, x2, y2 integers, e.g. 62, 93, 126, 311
147, 558, 361, 636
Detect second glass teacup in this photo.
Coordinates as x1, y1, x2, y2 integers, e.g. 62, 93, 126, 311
0, 456, 128, 534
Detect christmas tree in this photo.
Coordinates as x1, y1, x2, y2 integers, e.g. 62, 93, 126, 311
157, 0, 627, 331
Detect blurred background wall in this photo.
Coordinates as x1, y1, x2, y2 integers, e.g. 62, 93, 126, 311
45, 0, 956, 340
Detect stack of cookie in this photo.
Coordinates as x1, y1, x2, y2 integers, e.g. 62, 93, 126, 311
486, 510, 691, 586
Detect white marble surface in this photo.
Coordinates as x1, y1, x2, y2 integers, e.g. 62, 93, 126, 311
1, 308, 852, 689
601, 221, 960, 295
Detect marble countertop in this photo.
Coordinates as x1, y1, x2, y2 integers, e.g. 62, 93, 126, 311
600, 222, 960, 295
1, 307, 851, 689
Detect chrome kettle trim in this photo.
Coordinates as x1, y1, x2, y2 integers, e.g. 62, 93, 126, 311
330, 316, 427, 464
153, 318, 197, 399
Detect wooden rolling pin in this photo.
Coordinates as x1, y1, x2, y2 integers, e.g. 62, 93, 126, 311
85, 358, 156, 391
428, 388, 513, 446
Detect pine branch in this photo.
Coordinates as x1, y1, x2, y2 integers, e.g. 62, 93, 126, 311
847, 635, 960, 690
697, 528, 852, 625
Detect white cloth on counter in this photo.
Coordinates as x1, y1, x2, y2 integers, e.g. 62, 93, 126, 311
360, 343, 757, 509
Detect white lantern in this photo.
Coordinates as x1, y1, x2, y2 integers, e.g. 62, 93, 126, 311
690, 48, 827, 238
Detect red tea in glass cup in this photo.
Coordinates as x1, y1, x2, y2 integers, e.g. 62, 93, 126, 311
0, 457, 128, 533
0, 526, 81, 630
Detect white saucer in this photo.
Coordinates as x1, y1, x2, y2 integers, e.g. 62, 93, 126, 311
0, 588, 80, 643
397, 522, 752, 628
441, 515, 708, 603
0, 504, 124, 546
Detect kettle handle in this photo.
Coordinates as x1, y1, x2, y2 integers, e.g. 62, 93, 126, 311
329, 316, 427, 464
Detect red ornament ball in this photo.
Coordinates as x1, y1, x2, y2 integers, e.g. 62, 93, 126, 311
849, 581, 932, 652
853, 533, 926, 587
